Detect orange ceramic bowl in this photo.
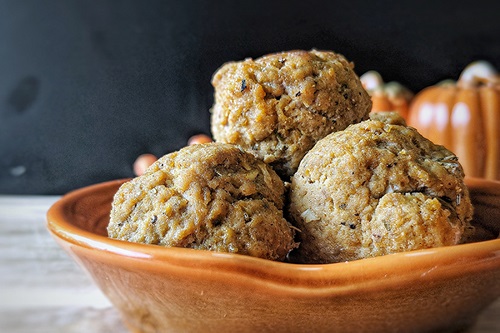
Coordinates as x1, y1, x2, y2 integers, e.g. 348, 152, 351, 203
46, 178, 500, 333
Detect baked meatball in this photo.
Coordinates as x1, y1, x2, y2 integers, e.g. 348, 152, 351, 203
369, 110, 407, 126
288, 119, 474, 263
108, 143, 297, 261
210, 49, 372, 179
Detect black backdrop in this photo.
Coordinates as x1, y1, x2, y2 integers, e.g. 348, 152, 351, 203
1, 0, 499, 194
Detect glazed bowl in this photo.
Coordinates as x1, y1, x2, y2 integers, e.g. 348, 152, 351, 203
46, 178, 500, 333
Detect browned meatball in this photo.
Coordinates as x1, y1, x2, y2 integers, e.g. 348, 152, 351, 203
210, 49, 372, 179
369, 110, 407, 126
288, 119, 474, 263
108, 143, 297, 261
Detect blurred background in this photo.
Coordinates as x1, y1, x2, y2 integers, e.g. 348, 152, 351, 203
1, 0, 499, 194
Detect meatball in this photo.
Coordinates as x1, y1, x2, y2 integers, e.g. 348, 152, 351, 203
210, 49, 372, 179
108, 143, 297, 261
369, 110, 407, 126
288, 119, 474, 263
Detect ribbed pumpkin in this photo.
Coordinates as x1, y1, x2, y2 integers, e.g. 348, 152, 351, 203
407, 61, 500, 180
360, 70, 413, 120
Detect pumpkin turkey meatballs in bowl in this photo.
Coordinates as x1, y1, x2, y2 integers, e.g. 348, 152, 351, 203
47, 176, 500, 333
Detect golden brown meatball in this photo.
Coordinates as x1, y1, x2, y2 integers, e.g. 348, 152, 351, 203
288, 119, 474, 263
210, 49, 372, 179
108, 143, 297, 261
369, 110, 407, 126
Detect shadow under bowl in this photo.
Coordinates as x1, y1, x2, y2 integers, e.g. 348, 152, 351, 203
46, 178, 500, 333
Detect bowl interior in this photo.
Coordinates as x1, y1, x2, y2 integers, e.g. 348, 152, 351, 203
46, 177, 500, 284
50, 177, 500, 245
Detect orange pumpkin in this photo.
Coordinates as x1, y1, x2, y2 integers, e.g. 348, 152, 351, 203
360, 71, 413, 120
407, 61, 500, 180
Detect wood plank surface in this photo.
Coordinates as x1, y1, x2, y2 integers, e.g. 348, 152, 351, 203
0, 195, 498, 333
0, 195, 125, 333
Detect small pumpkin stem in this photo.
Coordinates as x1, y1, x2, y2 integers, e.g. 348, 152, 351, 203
436, 79, 457, 87
384, 81, 413, 100
360, 71, 384, 91
458, 61, 498, 87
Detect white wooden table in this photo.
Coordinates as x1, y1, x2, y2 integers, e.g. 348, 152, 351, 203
0, 195, 499, 332
0, 195, 126, 333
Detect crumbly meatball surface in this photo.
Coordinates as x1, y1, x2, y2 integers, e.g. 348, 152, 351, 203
369, 110, 407, 126
210, 49, 372, 179
288, 119, 474, 263
108, 143, 297, 261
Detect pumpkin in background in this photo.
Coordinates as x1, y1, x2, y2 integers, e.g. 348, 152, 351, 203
407, 61, 500, 180
360, 71, 413, 120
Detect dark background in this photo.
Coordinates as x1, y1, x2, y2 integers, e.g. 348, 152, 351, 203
1, 0, 499, 194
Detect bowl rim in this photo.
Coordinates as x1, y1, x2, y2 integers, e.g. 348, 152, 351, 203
46, 178, 500, 294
